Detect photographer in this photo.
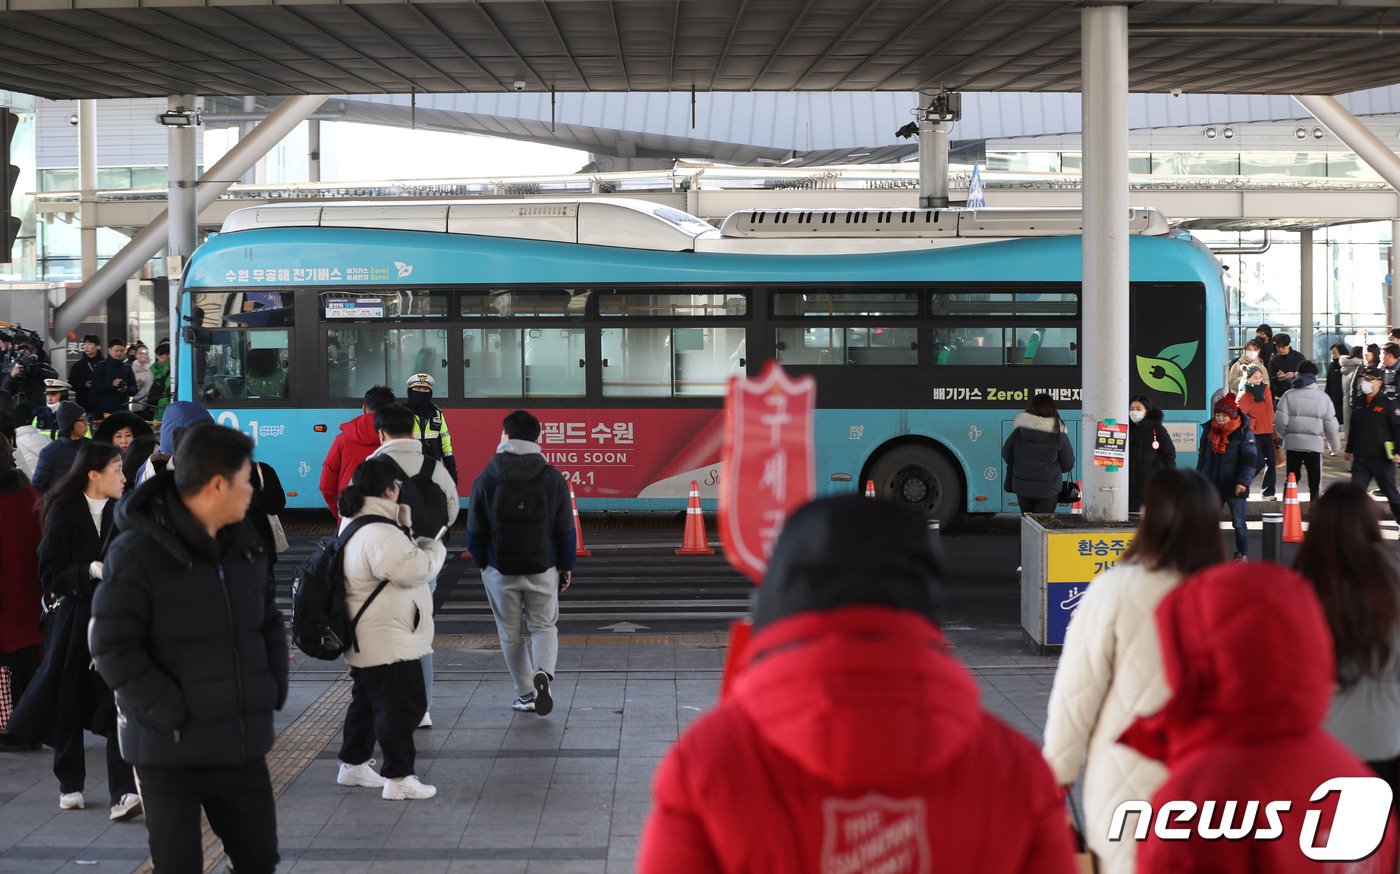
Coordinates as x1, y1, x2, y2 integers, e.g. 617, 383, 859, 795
1, 337, 59, 420
89, 338, 139, 418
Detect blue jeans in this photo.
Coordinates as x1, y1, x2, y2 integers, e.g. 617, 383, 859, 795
1352, 459, 1400, 523
1225, 495, 1248, 557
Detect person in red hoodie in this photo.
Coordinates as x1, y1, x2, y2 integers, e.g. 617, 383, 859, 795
1122, 562, 1398, 873
319, 386, 396, 520
638, 495, 1077, 873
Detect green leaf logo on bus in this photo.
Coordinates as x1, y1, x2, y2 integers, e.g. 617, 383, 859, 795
1135, 341, 1199, 406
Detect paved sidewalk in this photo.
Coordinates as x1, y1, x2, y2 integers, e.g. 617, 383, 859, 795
0, 629, 1056, 873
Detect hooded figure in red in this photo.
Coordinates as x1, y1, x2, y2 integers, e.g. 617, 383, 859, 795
1122, 562, 1398, 873
638, 496, 1076, 873
319, 400, 390, 520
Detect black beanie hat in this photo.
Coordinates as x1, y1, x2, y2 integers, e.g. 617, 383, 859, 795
55, 401, 85, 435
753, 495, 943, 631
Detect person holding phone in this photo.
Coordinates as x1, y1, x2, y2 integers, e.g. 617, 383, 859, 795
89, 339, 140, 418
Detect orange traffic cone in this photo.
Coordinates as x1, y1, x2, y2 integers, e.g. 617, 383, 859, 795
568, 484, 591, 557
1282, 472, 1304, 543
865, 479, 876, 497
676, 480, 716, 555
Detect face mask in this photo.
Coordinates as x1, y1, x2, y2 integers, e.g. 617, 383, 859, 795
1244, 350, 1258, 361
46, 401, 59, 412
1214, 414, 1231, 426
1128, 409, 1145, 423
1363, 380, 1380, 395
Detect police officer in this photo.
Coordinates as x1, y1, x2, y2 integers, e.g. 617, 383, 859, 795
32, 378, 72, 437
1347, 365, 1400, 525
405, 373, 457, 483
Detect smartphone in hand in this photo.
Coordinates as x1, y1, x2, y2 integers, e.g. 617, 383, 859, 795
434, 525, 448, 541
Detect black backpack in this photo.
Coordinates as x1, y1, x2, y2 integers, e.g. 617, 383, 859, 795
391, 455, 450, 541
290, 516, 397, 660
489, 470, 553, 575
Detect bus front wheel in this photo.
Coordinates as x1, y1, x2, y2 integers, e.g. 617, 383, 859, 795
867, 445, 962, 526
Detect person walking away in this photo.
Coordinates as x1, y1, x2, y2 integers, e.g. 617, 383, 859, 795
1274, 359, 1340, 503
1268, 333, 1304, 401
31, 402, 88, 494
93, 411, 157, 495
248, 456, 286, 563
129, 345, 154, 417
321, 385, 396, 521
467, 410, 576, 715
1253, 323, 1276, 370
367, 402, 459, 728
1293, 482, 1400, 810
132, 400, 213, 487
1001, 392, 1075, 514
6, 443, 140, 820
1225, 339, 1263, 394
89, 339, 139, 418
1383, 343, 1400, 402
1127, 395, 1177, 514
1044, 469, 1224, 874
1339, 344, 1365, 438
333, 456, 446, 800
639, 496, 1078, 873
90, 423, 287, 873
405, 373, 458, 485
148, 342, 172, 422
0, 437, 44, 751
1124, 562, 1399, 873
1235, 364, 1277, 498
1346, 366, 1400, 526
1196, 394, 1257, 560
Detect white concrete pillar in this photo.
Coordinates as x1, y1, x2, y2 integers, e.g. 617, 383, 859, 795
1391, 219, 1400, 329
1300, 229, 1315, 361
918, 92, 950, 209
308, 119, 321, 183
166, 95, 197, 267
1080, 3, 1130, 523
79, 100, 98, 280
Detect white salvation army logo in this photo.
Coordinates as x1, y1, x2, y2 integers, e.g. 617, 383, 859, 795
820, 793, 931, 874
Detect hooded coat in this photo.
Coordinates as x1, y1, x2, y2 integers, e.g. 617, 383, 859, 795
639, 496, 1076, 874
89, 471, 288, 768
1002, 412, 1076, 502
320, 412, 382, 519
1122, 564, 1398, 873
368, 437, 460, 529
1274, 376, 1341, 455
1127, 409, 1176, 513
466, 440, 576, 573
0, 469, 42, 656
1195, 414, 1258, 501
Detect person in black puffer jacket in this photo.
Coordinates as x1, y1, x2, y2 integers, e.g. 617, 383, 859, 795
1001, 393, 1076, 514
1128, 395, 1177, 514
1196, 393, 1258, 560
90, 422, 286, 874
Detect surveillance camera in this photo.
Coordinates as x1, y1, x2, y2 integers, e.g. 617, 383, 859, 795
512, 80, 527, 92
1170, 87, 1182, 97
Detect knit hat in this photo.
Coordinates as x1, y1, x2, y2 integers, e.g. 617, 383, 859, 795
753, 495, 942, 631
55, 401, 86, 435
1213, 393, 1239, 417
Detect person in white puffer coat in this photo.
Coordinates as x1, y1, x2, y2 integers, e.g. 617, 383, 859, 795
1274, 359, 1340, 502
1042, 468, 1226, 874
333, 455, 447, 802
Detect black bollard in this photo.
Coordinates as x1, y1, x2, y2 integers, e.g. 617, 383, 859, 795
1261, 512, 1283, 563
927, 517, 941, 550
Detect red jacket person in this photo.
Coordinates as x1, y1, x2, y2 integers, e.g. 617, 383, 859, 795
638, 495, 1076, 873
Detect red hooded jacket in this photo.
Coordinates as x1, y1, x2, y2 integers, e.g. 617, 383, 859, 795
1122, 563, 1398, 873
319, 412, 381, 519
638, 606, 1076, 873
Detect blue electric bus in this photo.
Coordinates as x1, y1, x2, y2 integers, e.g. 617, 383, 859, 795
176, 199, 1225, 522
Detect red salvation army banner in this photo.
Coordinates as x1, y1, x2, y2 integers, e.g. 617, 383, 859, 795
719, 361, 817, 586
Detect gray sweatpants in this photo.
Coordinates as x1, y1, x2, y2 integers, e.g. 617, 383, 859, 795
481, 566, 560, 698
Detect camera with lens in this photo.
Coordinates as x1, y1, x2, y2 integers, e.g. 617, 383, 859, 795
11, 352, 38, 378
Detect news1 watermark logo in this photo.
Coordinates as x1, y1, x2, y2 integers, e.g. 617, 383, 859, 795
1108, 778, 1395, 862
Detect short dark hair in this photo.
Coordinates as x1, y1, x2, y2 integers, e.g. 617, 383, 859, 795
155, 342, 170, 357
503, 409, 542, 442
1386, 343, 1400, 360
1298, 359, 1319, 375
1273, 333, 1291, 348
1121, 469, 1225, 575
373, 403, 414, 438
82, 333, 100, 345
363, 385, 395, 413
173, 423, 253, 498
1255, 324, 1272, 336
108, 337, 125, 348
1391, 327, 1400, 338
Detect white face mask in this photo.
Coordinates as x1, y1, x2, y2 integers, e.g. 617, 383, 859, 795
1362, 380, 1380, 395
1129, 409, 1145, 423
46, 400, 59, 412
1243, 350, 1258, 361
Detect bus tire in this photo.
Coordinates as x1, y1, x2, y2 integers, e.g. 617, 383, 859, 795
867, 445, 962, 526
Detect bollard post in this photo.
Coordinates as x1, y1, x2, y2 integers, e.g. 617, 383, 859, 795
1261, 512, 1283, 563
927, 517, 941, 551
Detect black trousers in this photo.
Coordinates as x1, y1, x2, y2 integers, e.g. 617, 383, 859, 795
1018, 495, 1057, 514
1285, 450, 1322, 499
135, 758, 279, 874
1352, 459, 1400, 523
339, 659, 426, 780
1369, 756, 1400, 814
54, 723, 135, 805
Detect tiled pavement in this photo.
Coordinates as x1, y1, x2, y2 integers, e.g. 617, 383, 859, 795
0, 628, 1058, 873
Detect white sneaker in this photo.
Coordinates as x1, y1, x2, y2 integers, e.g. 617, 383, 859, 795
59, 791, 84, 810
109, 793, 142, 822
417, 712, 432, 729
382, 774, 436, 801
337, 759, 387, 789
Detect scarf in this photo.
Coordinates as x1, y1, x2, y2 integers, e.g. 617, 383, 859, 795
1208, 416, 1242, 455
1245, 383, 1266, 402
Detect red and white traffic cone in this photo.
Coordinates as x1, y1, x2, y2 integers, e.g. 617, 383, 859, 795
1282, 473, 1304, 543
865, 479, 876, 498
676, 480, 716, 555
569, 484, 591, 557
1072, 481, 1083, 514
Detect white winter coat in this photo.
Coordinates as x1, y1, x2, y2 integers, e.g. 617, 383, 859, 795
1043, 561, 1181, 874
14, 424, 49, 478
338, 496, 447, 669
1275, 379, 1341, 455
368, 438, 460, 527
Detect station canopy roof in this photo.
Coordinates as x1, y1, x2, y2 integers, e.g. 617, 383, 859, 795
6, 0, 1400, 100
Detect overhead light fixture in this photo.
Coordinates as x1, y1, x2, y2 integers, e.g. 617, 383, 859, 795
1222, 127, 1235, 140
1313, 128, 1325, 139
1295, 128, 1308, 140
157, 108, 201, 127
1204, 126, 1218, 139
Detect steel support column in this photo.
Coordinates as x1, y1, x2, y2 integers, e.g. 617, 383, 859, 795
308, 120, 321, 183
1081, 3, 1130, 523
167, 94, 197, 397
52, 94, 329, 344
78, 100, 97, 280
1296, 95, 1400, 196
1392, 220, 1400, 329
1300, 229, 1315, 360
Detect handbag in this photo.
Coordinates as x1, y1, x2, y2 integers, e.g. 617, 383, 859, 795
255, 464, 290, 554
1057, 478, 1081, 505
